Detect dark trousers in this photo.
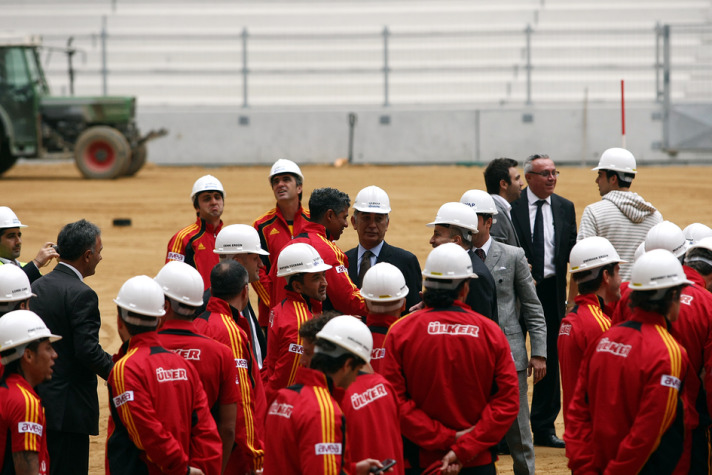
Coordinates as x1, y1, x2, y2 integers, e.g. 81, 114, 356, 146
406, 462, 495, 475
47, 430, 89, 475
690, 423, 711, 474
530, 276, 562, 437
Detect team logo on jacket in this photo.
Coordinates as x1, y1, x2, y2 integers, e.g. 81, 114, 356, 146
235, 358, 248, 369
167, 252, 185, 262
113, 390, 134, 407
268, 401, 294, 418
336, 265, 347, 274
315, 443, 342, 455
18, 421, 43, 436
288, 343, 304, 354
173, 348, 201, 360
660, 375, 681, 390
427, 321, 479, 337
559, 323, 572, 336
156, 367, 188, 382
350, 383, 388, 410
270, 228, 280, 235
595, 337, 632, 357
680, 294, 693, 305
371, 347, 386, 360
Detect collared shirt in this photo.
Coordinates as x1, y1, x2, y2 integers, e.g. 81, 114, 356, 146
491, 194, 512, 220
58, 261, 83, 281
474, 236, 493, 259
526, 188, 556, 278
356, 240, 385, 274
0, 257, 21, 266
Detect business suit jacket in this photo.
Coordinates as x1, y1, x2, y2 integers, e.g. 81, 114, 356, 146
490, 197, 521, 247
30, 263, 113, 435
467, 252, 499, 324
510, 190, 577, 322
485, 239, 546, 371
346, 241, 422, 315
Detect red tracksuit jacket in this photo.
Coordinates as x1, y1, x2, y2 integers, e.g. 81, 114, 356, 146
268, 220, 366, 317
0, 373, 49, 475
106, 331, 222, 475
263, 289, 317, 404
366, 312, 398, 374
166, 217, 223, 290
558, 293, 612, 424
157, 319, 239, 412
194, 297, 266, 472
263, 367, 347, 475
380, 300, 519, 469
253, 204, 311, 327
339, 372, 405, 475
564, 309, 691, 475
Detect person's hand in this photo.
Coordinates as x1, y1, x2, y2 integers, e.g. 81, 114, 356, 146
187, 467, 204, 475
528, 356, 547, 384
33, 242, 59, 268
454, 425, 474, 440
440, 451, 461, 474
355, 458, 387, 474
408, 292, 424, 313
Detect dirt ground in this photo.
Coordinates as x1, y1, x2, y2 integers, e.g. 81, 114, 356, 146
4, 159, 711, 474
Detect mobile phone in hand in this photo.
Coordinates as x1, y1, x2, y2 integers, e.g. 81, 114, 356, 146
370, 458, 396, 473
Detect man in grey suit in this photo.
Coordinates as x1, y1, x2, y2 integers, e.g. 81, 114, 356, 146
468, 189, 547, 475
483, 158, 524, 247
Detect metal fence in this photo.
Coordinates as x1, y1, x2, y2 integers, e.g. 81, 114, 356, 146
39, 21, 712, 108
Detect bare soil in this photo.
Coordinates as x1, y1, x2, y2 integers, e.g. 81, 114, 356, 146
5, 160, 710, 474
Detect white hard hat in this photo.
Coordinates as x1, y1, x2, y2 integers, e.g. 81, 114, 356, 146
276, 242, 332, 278
422, 242, 478, 289
592, 148, 637, 175
0, 310, 61, 365
114, 275, 166, 322
0, 265, 35, 303
634, 241, 646, 261
427, 202, 479, 235
459, 189, 499, 215
629, 249, 692, 291
214, 224, 269, 256
154, 261, 204, 307
353, 185, 391, 214
683, 223, 712, 245
0, 207, 27, 229
685, 237, 712, 268
190, 175, 225, 202
315, 315, 374, 363
645, 221, 689, 258
269, 159, 304, 181
569, 237, 625, 274
361, 262, 409, 303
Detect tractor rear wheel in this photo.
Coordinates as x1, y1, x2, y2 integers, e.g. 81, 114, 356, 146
0, 138, 18, 175
123, 143, 147, 176
74, 126, 130, 179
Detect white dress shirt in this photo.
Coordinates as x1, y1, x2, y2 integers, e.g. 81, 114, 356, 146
526, 188, 556, 278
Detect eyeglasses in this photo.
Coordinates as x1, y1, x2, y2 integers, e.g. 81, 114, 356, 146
528, 170, 560, 178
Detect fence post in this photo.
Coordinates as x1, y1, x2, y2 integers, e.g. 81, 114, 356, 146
662, 24, 671, 149
383, 26, 390, 107
525, 24, 532, 105
241, 27, 249, 108
654, 22, 662, 102
101, 15, 108, 96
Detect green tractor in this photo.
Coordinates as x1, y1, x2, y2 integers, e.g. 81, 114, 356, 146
0, 35, 165, 179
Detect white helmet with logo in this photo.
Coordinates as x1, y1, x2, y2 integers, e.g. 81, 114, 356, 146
269, 159, 304, 181
0, 265, 35, 303
459, 189, 499, 215
353, 185, 391, 214
0, 310, 61, 364
422, 242, 478, 289
570, 237, 625, 274
0, 207, 27, 229
592, 148, 637, 175
361, 262, 409, 304
190, 175, 225, 202
154, 261, 204, 307
634, 241, 646, 262
315, 315, 374, 363
114, 275, 166, 324
214, 224, 269, 256
427, 202, 479, 236
683, 223, 712, 245
276, 242, 332, 278
645, 221, 689, 258
629, 249, 692, 291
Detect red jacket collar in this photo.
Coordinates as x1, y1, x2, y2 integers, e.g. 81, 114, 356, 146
366, 312, 398, 329
684, 265, 706, 288
194, 216, 223, 235
294, 366, 333, 393
160, 319, 198, 332
573, 293, 605, 309
206, 296, 232, 315
128, 330, 162, 350
630, 308, 669, 327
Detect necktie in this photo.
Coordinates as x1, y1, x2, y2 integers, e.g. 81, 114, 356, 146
475, 248, 486, 262
358, 250, 373, 287
532, 199, 546, 282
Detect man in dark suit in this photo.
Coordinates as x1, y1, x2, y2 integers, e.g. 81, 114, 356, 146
0, 205, 59, 283
346, 185, 422, 314
511, 154, 577, 449
483, 158, 525, 247
30, 219, 114, 475
427, 201, 498, 323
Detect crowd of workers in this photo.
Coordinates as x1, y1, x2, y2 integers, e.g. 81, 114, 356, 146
1, 148, 711, 475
